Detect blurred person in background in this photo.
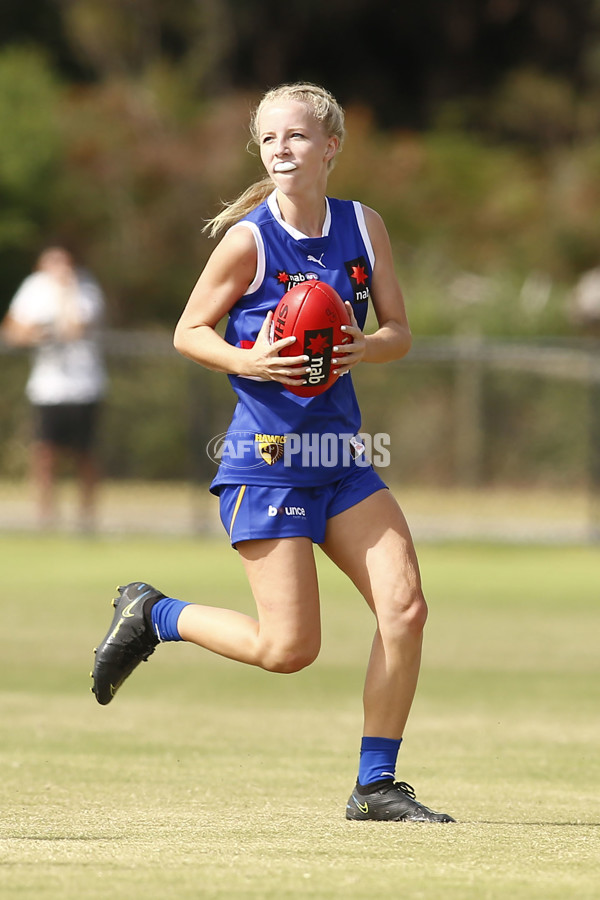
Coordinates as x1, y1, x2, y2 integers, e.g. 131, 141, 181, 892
1, 246, 107, 532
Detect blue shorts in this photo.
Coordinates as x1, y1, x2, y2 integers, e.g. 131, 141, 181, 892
217, 465, 388, 547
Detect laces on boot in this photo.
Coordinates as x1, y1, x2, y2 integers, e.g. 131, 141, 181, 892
394, 781, 417, 799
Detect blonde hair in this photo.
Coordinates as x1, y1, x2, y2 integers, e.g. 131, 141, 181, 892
204, 83, 345, 238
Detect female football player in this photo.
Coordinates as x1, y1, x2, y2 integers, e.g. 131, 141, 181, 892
92, 82, 454, 823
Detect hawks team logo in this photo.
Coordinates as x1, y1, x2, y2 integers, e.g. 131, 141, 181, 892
275, 270, 319, 290
344, 256, 370, 303
255, 433, 286, 465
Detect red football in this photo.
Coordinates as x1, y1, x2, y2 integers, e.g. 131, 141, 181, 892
270, 280, 352, 397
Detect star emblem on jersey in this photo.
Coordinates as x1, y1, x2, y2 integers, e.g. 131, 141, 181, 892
350, 264, 368, 285
277, 271, 290, 284
344, 255, 370, 303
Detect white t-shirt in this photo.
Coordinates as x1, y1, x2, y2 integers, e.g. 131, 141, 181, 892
8, 270, 107, 405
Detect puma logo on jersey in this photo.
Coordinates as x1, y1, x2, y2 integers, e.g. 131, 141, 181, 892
307, 253, 326, 268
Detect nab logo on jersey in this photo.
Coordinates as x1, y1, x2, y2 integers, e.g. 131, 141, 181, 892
276, 270, 319, 290
344, 256, 370, 303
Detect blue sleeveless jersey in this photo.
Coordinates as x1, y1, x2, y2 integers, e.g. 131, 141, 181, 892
210, 192, 375, 491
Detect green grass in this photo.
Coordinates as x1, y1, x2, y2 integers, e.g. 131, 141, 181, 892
0, 535, 599, 899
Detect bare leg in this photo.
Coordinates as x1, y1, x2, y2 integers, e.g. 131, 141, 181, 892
177, 536, 322, 673
74, 450, 100, 530
321, 489, 427, 739
31, 441, 58, 528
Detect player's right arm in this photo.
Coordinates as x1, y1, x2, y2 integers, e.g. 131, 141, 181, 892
173, 226, 308, 385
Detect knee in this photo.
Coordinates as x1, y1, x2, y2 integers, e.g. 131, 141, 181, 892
260, 640, 320, 674
379, 587, 428, 640
409, 589, 428, 633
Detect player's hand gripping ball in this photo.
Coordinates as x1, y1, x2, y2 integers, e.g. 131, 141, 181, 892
270, 280, 352, 397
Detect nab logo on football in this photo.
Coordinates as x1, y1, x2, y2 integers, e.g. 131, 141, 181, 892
270, 280, 351, 397
303, 328, 333, 388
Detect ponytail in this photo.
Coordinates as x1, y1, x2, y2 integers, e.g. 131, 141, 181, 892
203, 177, 273, 239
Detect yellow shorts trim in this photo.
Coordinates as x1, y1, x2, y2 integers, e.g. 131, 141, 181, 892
228, 484, 247, 541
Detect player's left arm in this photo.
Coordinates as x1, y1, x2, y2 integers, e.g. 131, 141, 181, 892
333, 205, 412, 373
0, 312, 46, 347
361, 205, 412, 363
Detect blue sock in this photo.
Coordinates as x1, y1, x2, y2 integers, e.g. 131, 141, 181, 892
150, 597, 190, 642
358, 736, 402, 787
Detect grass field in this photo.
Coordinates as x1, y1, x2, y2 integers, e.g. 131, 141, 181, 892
0, 534, 599, 899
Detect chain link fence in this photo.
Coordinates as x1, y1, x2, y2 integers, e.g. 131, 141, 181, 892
1, 332, 598, 541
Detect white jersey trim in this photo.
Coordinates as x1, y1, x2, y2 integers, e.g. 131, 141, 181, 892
352, 201, 375, 270
227, 222, 267, 379
267, 190, 331, 239
229, 220, 265, 295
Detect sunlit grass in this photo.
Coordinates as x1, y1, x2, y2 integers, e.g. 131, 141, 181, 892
0, 535, 598, 899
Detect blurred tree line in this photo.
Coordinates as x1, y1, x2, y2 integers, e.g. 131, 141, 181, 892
2, 0, 600, 335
